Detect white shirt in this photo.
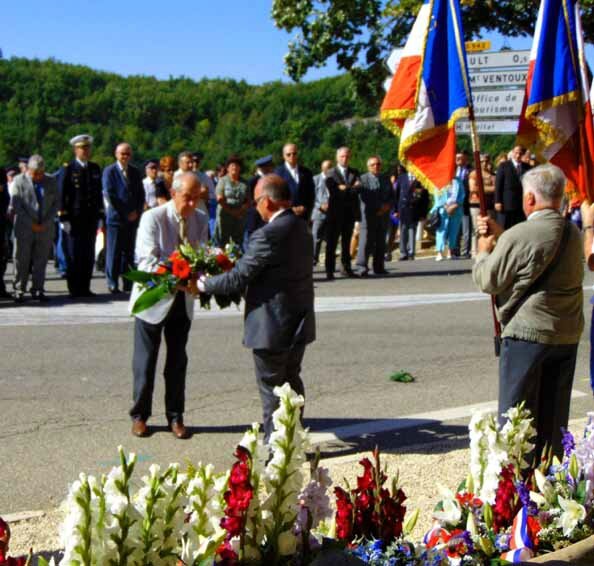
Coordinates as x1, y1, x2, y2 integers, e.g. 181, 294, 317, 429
285, 162, 299, 184
338, 165, 348, 179
143, 177, 158, 208
129, 199, 209, 324
76, 159, 88, 168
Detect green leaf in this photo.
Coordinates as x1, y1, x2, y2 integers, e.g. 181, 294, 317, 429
389, 370, 415, 383
132, 285, 170, 314
124, 270, 160, 283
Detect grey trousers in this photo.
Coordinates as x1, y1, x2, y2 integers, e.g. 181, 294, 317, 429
356, 215, 389, 272
253, 344, 306, 442
399, 221, 418, 259
14, 229, 53, 293
130, 292, 191, 423
312, 216, 327, 263
499, 338, 578, 463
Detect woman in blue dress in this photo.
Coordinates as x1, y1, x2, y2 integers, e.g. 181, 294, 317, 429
430, 178, 465, 261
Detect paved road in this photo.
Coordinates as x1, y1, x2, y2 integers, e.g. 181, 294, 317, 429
1, 258, 593, 513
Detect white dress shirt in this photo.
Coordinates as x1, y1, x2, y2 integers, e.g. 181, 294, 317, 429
285, 163, 299, 184
143, 177, 158, 208
129, 199, 209, 324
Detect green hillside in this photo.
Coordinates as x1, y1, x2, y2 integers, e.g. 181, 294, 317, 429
0, 57, 512, 173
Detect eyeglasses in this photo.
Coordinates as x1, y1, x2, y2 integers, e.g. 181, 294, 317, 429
120, 152, 131, 156
369, 162, 380, 167
285, 152, 297, 156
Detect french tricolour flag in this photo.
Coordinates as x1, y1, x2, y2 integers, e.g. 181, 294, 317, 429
517, 0, 594, 202
380, 0, 472, 192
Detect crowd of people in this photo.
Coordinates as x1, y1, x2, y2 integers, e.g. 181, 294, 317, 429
0, 134, 552, 304
0, 133, 591, 453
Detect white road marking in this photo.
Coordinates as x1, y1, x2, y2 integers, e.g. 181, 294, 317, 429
309, 389, 589, 445
0, 292, 487, 327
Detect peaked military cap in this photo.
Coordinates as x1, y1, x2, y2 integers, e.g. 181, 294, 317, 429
69, 134, 94, 147
255, 155, 273, 167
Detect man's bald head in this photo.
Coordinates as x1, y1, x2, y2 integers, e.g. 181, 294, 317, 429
254, 174, 291, 222
115, 143, 132, 166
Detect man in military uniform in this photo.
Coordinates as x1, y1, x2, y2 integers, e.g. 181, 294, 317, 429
58, 134, 104, 298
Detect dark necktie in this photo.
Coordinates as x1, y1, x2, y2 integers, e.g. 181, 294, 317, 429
34, 183, 44, 224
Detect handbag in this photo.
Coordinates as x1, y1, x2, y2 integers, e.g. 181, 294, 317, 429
425, 209, 441, 233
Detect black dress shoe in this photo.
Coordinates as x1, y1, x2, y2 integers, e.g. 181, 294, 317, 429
81, 290, 97, 297
374, 269, 389, 275
32, 291, 49, 302
14, 292, 25, 304
326, 273, 335, 281
109, 287, 121, 294
358, 269, 369, 277
398, 256, 409, 261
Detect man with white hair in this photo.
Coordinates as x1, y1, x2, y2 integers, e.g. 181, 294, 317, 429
9, 155, 58, 302
473, 164, 583, 462
128, 173, 208, 440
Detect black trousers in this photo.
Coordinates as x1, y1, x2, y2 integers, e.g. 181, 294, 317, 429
130, 292, 191, 423
64, 219, 98, 296
325, 213, 355, 275
499, 337, 578, 462
106, 222, 137, 291
253, 344, 306, 442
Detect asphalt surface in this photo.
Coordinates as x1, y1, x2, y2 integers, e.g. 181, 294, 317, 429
1, 256, 593, 514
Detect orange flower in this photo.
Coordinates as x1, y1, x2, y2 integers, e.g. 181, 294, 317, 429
168, 250, 181, 261
156, 265, 168, 275
172, 258, 191, 279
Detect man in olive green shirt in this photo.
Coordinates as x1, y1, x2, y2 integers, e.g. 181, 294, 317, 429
473, 164, 583, 461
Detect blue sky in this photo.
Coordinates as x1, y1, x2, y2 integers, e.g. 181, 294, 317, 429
0, 0, 575, 84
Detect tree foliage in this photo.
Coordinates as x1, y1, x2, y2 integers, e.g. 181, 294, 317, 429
0, 57, 513, 175
272, 0, 594, 104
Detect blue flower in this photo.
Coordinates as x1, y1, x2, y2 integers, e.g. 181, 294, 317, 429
561, 428, 576, 457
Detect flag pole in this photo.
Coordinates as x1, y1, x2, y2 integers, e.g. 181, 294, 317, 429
448, 0, 502, 356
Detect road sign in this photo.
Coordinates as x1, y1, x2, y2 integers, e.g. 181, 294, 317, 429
466, 40, 491, 52
467, 50, 530, 70
470, 69, 528, 89
471, 89, 524, 118
456, 119, 518, 135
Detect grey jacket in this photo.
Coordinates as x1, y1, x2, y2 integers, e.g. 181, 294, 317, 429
204, 209, 316, 350
312, 173, 329, 222
10, 172, 58, 237
473, 209, 583, 345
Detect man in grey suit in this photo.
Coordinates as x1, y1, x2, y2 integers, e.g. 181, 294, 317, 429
201, 174, 315, 442
9, 155, 58, 302
312, 159, 332, 265
356, 156, 393, 276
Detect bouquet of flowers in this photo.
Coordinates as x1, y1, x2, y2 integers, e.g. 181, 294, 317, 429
125, 241, 242, 314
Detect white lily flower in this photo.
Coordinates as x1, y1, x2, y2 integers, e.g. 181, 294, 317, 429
558, 496, 586, 536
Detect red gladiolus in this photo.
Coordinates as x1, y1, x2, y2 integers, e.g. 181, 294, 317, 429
216, 541, 239, 566
155, 265, 168, 275
216, 253, 234, 272
168, 250, 181, 261
218, 445, 254, 563
493, 465, 519, 532
171, 257, 191, 279
334, 450, 407, 545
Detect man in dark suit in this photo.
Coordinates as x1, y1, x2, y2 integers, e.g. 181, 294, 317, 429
395, 170, 422, 261
58, 134, 104, 298
201, 174, 315, 442
102, 142, 145, 293
245, 155, 274, 246
274, 143, 315, 220
325, 146, 361, 279
455, 150, 472, 258
495, 145, 531, 230
356, 156, 392, 274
